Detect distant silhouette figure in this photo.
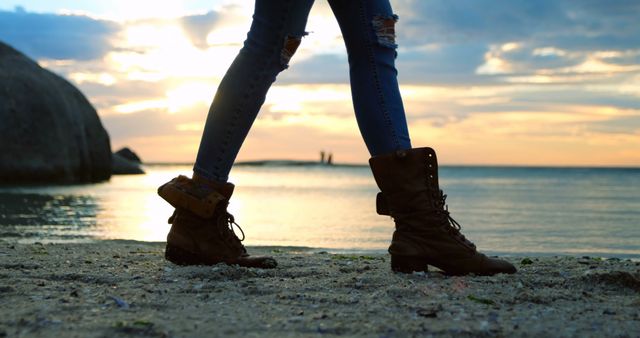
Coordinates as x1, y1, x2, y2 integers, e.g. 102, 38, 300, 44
327, 153, 333, 165
157, 0, 517, 276
320, 150, 325, 164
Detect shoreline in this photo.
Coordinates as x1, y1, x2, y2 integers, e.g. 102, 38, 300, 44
1, 240, 639, 337
9, 239, 640, 261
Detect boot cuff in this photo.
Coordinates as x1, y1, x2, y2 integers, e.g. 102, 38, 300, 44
192, 173, 235, 198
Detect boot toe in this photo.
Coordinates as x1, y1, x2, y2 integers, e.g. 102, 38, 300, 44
485, 257, 517, 275
257, 256, 278, 269
236, 256, 278, 269
445, 255, 517, 276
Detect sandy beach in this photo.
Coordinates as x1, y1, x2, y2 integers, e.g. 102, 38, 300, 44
0, 240, 638, 337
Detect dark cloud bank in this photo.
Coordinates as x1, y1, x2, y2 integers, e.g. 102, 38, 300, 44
2, 1, 638, 80
0, 6, 223, 59
281, 0, 640, 85
0, 6, 120, 60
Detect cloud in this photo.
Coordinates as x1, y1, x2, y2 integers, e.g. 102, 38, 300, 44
396, 0, 568, 45
101, 100, 210, 140
588, 115, 640, 135
398, 44, 491, 85
277, 54, 349, 84
180, 11, 220, 49
0, 6, 120, 60
75, 80, 169, 111
2, 1, 638, 165
396, 0, 640, 48
273, 0, 640, 88
381, 0, 640, 86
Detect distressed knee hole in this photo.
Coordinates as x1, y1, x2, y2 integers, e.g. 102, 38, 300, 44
372, 14, 399, 49
280, 34, 306, 68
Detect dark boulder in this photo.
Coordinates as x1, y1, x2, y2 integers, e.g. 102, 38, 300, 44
0, 42, 112, 184
114, 147, 141, 163
112, 147, 145, 175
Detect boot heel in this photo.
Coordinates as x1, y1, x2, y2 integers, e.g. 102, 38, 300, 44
165, 244, 204, 266
391, 255, 429, 273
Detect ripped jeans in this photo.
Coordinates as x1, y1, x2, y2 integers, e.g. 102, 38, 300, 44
194, 0, 412, 182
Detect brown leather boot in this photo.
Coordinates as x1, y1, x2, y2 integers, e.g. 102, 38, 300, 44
157, 174, 277, 268
369, 147, 516, 276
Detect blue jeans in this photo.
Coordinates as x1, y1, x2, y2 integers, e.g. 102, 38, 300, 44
194, 0, 412, 182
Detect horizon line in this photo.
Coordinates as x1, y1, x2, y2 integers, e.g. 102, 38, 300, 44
142, 159, 640, 170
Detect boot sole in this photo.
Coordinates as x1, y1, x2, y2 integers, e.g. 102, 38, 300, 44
165, 244, 278, 269
391, 255, 517, 276
165, 244, 212, 266
391, 255, 429, 273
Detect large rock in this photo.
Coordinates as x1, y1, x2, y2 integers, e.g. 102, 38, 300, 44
0, 42, 111, 184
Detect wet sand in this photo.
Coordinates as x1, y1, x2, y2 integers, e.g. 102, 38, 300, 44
0, 240, 638, 337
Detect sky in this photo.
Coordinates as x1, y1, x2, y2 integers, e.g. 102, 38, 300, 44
1, 0, 639, 166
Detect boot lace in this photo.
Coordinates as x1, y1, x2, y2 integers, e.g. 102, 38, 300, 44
217, 210, 247, 253
167, 204, 247, 253
433, 190, 476, 250
392, 189, 476, 250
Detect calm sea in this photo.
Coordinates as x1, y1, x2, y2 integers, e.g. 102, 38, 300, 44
0, 164, 638, 258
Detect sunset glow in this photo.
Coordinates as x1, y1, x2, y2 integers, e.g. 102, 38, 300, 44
1, 1, 638, 166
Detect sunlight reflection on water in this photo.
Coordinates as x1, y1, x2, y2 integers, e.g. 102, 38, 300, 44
0, 164, 639, 257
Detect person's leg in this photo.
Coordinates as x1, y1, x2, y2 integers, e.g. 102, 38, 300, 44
158, 0, 315, 268
327, 0, 411, 156
194, 0, 315, 183
329, 0, 516, 276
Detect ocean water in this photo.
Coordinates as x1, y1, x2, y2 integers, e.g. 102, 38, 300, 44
0, 164, 638, 258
